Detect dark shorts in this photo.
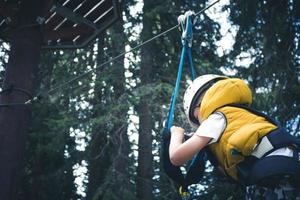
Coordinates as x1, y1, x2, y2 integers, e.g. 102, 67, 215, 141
245, 184, 300, 200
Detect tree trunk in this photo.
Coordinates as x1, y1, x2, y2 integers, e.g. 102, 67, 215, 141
136, 99, 153, 200
86, 36, 111, 200
87, 17, 132, 199
0, 1, 42, 199
108, 17, 132, 199
0, 23, 42, 200
136, 1, 154, 199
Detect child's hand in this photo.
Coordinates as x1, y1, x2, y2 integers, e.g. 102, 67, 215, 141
170, 126, 185, 135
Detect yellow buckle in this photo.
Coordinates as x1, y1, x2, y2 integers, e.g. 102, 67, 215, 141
179, 186, 190, 198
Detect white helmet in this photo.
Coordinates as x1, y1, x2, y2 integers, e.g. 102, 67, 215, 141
183, 74, 228, 128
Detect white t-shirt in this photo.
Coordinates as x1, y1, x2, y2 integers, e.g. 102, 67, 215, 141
194, 112, 293, 157
194, 112, 226, 144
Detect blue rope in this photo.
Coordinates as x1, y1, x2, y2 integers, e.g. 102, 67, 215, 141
165, 46, 186, 130
164, 15, 196, 130
187, 48, 196, 80
162, 7, 220, 199
162, 13, 203, 200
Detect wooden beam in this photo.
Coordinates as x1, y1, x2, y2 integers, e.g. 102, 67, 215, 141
52, 3, 98, 29
41, 0, 54, 18
43, 25, 93, 41
44, 0, 82, 31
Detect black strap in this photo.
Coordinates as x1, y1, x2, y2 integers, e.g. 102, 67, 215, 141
185, 149, 206, 186
162, 127, 207, 189
162, 128, 186, 187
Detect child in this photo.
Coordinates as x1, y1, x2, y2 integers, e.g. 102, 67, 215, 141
169, 74, 300, 199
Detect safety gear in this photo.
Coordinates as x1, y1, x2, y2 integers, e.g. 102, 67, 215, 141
199, 78, 252, 121
182, 77, 300, 186
183, 74, 228, 128
198, 78, 300, 183
197, 78, 269, 180
209, 105, 277, 180
235, 120, 300, 186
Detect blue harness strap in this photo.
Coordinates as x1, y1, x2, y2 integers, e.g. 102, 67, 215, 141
187, 48, 196, 81
162, 12, 205, 198
164, 45, 186, 130
164, 11, 196, 130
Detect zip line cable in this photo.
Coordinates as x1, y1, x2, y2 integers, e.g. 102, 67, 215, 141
46, 25, 180, 95
1, 0, 220, 106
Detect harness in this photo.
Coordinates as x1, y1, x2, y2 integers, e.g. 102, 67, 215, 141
223, 104, 300, 186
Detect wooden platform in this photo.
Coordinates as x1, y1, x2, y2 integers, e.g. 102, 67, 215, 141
0, 0, 120, 49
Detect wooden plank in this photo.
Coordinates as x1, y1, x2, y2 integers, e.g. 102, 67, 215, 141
74, 0, 103, 17
45, 0, 84, 31
92, 5, 114, 24
52, 3, 97, 29
50, 0, 86, 29
41, 0, 120, 48
60, 0, 98, 28
84, 0, 112, 23
44, 0, 115, 34
43, 25, 93, 41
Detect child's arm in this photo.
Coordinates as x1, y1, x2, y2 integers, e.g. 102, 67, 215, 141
169, 126, 211, 166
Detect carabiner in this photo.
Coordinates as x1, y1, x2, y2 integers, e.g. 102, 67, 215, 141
177, 11, 195, 47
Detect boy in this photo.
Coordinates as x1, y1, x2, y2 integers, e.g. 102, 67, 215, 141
169, 74, 300, 199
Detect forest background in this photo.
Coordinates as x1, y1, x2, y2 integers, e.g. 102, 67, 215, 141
0, 0, 299, 199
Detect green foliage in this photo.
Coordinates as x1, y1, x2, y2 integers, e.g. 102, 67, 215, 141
0, 0, 298, 199
226, 0, 300, 135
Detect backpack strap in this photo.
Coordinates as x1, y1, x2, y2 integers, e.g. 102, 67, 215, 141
225, 104, 300, 185
225, 104, 300, 157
